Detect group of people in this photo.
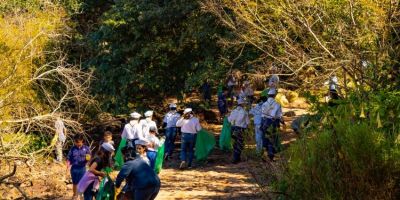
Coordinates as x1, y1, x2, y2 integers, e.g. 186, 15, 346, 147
222, 71, 283, 163
62, 103, 206, 200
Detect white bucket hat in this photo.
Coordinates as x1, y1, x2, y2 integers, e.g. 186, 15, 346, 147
183, 108, 193, 114
130, 112, 141, 119
135, 139, 149, 146
169, 103, 177, 108
144, 110, 154, 117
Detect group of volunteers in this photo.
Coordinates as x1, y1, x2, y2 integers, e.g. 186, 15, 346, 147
63, 103, 206, 200
218, 68, 284, 163
58, 66, 290, 200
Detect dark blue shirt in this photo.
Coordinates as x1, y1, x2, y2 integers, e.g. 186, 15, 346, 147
115, 158, 160, 190
67, 145, 90, 168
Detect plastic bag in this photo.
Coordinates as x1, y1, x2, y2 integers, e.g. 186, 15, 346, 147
96, 175, 115, 200
219, 117, 232, 151
154, 142, 165, 174
195, 129, 216, 161
114, 138, 127, 170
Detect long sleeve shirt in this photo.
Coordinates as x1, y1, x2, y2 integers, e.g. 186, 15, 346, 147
163, 111, 181, 128
140, 119, 157, 138
249, 103, 263, 125
115, 159, 160, 189
261, 98, 283, 119
228, 106, 250, 128
146, 134, 161, 151
176, 117, 202, 134
121, 121, 144, 140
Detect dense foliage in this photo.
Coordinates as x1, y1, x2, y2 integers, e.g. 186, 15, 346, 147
278, 92, 400, 199
72, 0, 251, 113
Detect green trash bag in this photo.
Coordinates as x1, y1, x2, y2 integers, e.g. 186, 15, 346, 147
154, 141, 165, 174
96, 175, 115, 200
114, 138, 127, 170
219, 117, 232, 151
195, 129, 216, 161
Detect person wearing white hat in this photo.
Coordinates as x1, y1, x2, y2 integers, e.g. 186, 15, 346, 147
260, 88, 283, 161
80, 141, 115, 200
162, 103, 181, 160
176, 108, 202, 169
146, 126, 161, 170
228, 98, 250, 164
140, 110, 158, 139
122, 112, 145, 150
135, 139, 150, 166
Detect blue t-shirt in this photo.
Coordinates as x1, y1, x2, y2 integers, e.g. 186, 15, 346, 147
67, 145, 90, 168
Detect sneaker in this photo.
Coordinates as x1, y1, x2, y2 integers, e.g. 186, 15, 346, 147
179, 161, 186, 169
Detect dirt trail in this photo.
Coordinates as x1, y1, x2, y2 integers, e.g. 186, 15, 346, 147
155, 102, 308, 200
0, 96, 308, 200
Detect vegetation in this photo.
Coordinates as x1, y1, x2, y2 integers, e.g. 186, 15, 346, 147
0, 0, 399, 199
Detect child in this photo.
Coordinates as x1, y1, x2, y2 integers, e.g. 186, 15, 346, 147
135, 139, 150, 166
146, 127, 161, 169
67, 134, 91, 200
100, 131, 114, 146
78, 142, 115, 200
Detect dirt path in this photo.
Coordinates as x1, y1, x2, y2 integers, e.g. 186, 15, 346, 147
1, 97, 308, 200
155, 103, 308, 200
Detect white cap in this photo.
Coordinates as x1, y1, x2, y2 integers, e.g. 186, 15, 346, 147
135, 139, 149, 146
130, 112, 141, 119
183, 108, 193, 114
144, 110, 153, 117
101, 142, 115, 152
169, 103, 177, 108
237, 98, 246, 105
268, 88, 277, 95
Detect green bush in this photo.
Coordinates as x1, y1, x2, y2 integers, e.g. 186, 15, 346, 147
279, 92, 400, 199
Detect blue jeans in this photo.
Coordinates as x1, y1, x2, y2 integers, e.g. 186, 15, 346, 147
147, 150, 157, 169
180, 133, 197, 166
254, 124, 263, 153
165, 127, 177, 156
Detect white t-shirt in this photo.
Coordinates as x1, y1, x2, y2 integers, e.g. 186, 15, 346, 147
176, 117, 202, 134
228, 106, 250, 128
121, 121, 144, 140
140, 118, 157, 138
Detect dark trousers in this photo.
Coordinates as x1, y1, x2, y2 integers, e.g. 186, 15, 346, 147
231, 126, 245, 162
260, 118, 279, 158
165, 127, 177, 156
134, 185, 160, 200
83, 182, 95, 200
